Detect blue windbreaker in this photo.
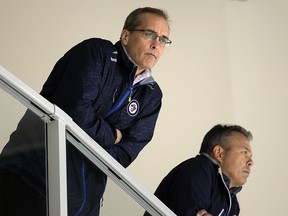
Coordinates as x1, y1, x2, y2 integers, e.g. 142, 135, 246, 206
149, 154, 242, 216
0, 38, 162, 215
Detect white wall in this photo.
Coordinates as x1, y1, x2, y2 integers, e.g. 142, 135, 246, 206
1, 0, 287, 215
226, 0, 288, 215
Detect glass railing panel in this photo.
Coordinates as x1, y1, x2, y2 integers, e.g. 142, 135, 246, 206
63, 140, 147, 215
100, 178, 146, 215
0, 106, 49, 215
0, 90, 26, 152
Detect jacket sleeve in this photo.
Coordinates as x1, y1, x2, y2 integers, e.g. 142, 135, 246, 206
40, 39, 116, 146
105, 92, 162, 168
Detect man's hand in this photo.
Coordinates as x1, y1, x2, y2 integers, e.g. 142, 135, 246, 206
196, 209, 213, 216
114, 128, 122, 144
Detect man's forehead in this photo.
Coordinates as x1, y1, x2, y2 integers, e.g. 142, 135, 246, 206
230, 132, 252, 149
139, 14, 169, 32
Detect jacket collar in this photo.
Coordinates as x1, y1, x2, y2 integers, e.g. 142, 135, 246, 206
115, 40, 136, 72
201, 153, 242, 194
115, 40, 154, 85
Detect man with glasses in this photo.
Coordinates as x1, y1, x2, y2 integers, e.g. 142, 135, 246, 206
0, 7, 171, 216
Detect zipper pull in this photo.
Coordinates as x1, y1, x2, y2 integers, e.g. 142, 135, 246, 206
128, 87, 133, 102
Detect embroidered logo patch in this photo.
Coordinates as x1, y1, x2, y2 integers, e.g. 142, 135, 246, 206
127, 100, 139, 117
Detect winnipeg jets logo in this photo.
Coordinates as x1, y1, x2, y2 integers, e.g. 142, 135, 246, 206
127, 100, 139, 117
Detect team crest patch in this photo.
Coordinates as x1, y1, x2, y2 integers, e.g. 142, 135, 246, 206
127, 100, 139, 117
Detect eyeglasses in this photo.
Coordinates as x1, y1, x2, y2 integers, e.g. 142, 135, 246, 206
132, 29, 172, 46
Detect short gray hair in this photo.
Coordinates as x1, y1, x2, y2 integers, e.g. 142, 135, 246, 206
199, 124, 253, 155
123, 7, 170, 31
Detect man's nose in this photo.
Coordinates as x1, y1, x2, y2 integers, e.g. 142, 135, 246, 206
248, 158, 254, 166
150, 38, 162, 49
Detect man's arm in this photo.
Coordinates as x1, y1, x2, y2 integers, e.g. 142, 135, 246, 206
40, 40, 117, 146
105, 98, 162, 167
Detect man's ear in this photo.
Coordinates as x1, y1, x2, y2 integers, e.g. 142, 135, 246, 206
212, 145, 225, 164
120, 29, 129, 45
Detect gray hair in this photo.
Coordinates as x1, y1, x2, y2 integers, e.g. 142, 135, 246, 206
199, 124, 253, 155
123, 7, 170, 31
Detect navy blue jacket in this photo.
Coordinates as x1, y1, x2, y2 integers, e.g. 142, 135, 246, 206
150, 154, 242, 216
41, 38, 162, 167
0, 38, 162, 215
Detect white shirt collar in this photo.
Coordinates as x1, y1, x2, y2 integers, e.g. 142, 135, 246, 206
133, 69, 152, 85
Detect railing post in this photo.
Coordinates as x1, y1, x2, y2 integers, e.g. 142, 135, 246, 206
47, 118, 68, 216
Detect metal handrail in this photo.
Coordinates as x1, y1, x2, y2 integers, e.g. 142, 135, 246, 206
0, 65, 176, 216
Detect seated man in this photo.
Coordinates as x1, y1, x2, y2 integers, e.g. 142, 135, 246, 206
145, 124, 254, 216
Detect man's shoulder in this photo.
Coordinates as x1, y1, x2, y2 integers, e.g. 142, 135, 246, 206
158, 155, 216, 189
179, 155, 212, 166
172, 155, 216, 175
79, 38, 115, 50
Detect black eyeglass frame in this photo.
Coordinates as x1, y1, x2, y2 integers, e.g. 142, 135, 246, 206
132, 29, 172, 46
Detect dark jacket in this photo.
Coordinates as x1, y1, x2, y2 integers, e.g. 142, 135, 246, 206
0, 38, 162, 215
147, 154, 242, 216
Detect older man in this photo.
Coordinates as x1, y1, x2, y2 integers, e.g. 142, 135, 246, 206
145, 124, 253, 216
0, 7, 172, 216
